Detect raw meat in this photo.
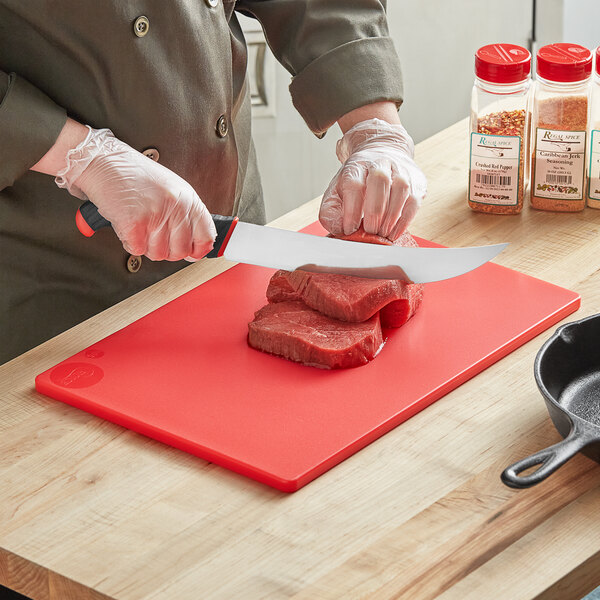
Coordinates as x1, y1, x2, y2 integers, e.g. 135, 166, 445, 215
248, 301, 384, 369
334, 229, 404, 246
267, 231, 424, 328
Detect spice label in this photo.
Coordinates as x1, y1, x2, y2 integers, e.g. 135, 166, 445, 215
533, 128, 586, 200
588, 130, 600, 201
469, 133, 521, 206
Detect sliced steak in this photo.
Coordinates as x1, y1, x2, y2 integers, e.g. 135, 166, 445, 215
266, 270, 300, 303
266, 231, 424, 328
248, 301, 384, 369
333, 229, 412, 246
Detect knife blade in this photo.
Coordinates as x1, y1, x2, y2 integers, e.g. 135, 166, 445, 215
75, 200, 507, 283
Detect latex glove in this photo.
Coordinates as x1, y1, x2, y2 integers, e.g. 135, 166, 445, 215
55, 127, 216, 261
319, 118, 427, 241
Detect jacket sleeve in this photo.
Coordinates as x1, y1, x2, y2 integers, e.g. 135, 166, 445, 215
235, 0, 403, 136
0, 71, 67, 190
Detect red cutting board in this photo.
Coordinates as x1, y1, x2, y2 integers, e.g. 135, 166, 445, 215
35, 222, 580, 492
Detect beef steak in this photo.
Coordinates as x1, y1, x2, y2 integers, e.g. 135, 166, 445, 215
266, 231, 424, 328
248, 301, 384, 369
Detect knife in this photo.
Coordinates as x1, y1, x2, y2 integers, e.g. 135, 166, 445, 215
75, 200, 507, 283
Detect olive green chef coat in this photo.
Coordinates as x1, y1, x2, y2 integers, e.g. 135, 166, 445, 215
0, 0, 403, 364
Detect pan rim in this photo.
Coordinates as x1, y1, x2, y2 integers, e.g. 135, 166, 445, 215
534, 312, 600, 429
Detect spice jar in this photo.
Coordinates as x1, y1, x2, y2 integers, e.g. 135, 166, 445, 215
587, 46, 600, 208
531, 43, 592, 212
469, 44, 531, 215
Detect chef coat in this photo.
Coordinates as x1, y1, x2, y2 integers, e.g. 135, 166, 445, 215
0, 0, 403, 364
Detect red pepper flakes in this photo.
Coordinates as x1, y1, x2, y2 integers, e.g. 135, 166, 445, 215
469, 109, 526, 215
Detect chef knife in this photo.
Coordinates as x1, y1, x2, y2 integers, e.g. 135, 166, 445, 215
76, 200, 507, 283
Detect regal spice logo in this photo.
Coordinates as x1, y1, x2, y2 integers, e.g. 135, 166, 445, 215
478, 136, 513, 147
537, 128, 585, 153
474, 133, 519, 159
542, 130, 580, 142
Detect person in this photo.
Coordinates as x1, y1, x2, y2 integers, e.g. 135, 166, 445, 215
0, 1, 426, 365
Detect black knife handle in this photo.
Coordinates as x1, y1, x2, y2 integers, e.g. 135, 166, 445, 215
207, 214, 239, 258
76, 199, 111, 235
76, 200, 238, 258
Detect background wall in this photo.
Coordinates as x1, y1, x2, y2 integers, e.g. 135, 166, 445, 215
385, 1, 533, 143
562, 0, 600, 49
243, 0, 600, 222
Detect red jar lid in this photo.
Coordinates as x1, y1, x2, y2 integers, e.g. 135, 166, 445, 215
596, 46, 600, 75
475, 44, 531, 84
536, 43, 592, 82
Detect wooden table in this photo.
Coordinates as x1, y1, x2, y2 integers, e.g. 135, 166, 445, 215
2, 119, 600, 600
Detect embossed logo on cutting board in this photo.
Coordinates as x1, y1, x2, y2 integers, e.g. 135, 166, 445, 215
50, 363, 104, 388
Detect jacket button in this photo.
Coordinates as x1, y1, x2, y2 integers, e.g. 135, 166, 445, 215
216, 115, 228, 138
142, 147, 160, 162
133, 16, 150, 37
126, 255, 142, 273
205, 0, 219, 6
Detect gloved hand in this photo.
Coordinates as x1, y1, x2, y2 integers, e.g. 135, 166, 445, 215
319, 118, 427, 241
55, 127, 216, 261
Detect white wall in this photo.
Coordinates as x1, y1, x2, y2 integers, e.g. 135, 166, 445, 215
386, 1, 533, 143
533, 0, 600, 76
535, 0, 563, 50
562, 0, 600, 49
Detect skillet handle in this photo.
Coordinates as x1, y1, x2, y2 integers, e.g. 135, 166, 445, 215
501, 428, 588, 489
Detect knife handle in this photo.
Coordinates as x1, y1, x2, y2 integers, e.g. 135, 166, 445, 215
75, 200, 238, 259
210, 214, 239, 258
76, 200, 111, 237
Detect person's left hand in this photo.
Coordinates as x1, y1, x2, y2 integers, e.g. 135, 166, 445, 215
319, 118, 427, 241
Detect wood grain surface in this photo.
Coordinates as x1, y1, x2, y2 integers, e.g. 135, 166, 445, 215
2, 119, 600, 600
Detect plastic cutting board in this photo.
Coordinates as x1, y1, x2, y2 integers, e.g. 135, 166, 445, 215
35, 222, 581, 492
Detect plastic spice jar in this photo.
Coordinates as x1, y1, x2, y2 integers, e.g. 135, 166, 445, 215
587, 46, 600, 208
531, 43, 592, 212
469, 44, 531, 215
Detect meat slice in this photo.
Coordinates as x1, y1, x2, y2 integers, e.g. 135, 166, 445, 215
266, 270, 300, 303
266, 231, 424, 328
248, 301, 384, 369
334, 229, 409, 246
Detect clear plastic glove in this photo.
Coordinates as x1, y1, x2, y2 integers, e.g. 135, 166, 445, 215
55, 127, 216, 261
319, 118, 427, 241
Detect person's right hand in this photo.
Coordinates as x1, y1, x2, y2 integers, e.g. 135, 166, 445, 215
55, 127, 216, 261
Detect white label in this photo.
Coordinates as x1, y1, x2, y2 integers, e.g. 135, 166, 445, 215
533, 128, 586, 200
469, 133, 520, 206
589, 130, 600, 201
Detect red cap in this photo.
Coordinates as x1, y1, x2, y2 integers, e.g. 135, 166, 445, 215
596, 46, 600, 76
475, 44, 531, 84
536, 43, 592, 82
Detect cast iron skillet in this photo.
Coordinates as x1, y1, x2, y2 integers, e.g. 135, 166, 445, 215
502, 313, 600, 488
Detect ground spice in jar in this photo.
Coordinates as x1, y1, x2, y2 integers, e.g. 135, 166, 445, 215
469, 109, 526, 214
530, 44, 592, 212
531, 95, 588, 211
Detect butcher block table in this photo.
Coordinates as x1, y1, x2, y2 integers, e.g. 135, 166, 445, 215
3, 118, 600, 600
